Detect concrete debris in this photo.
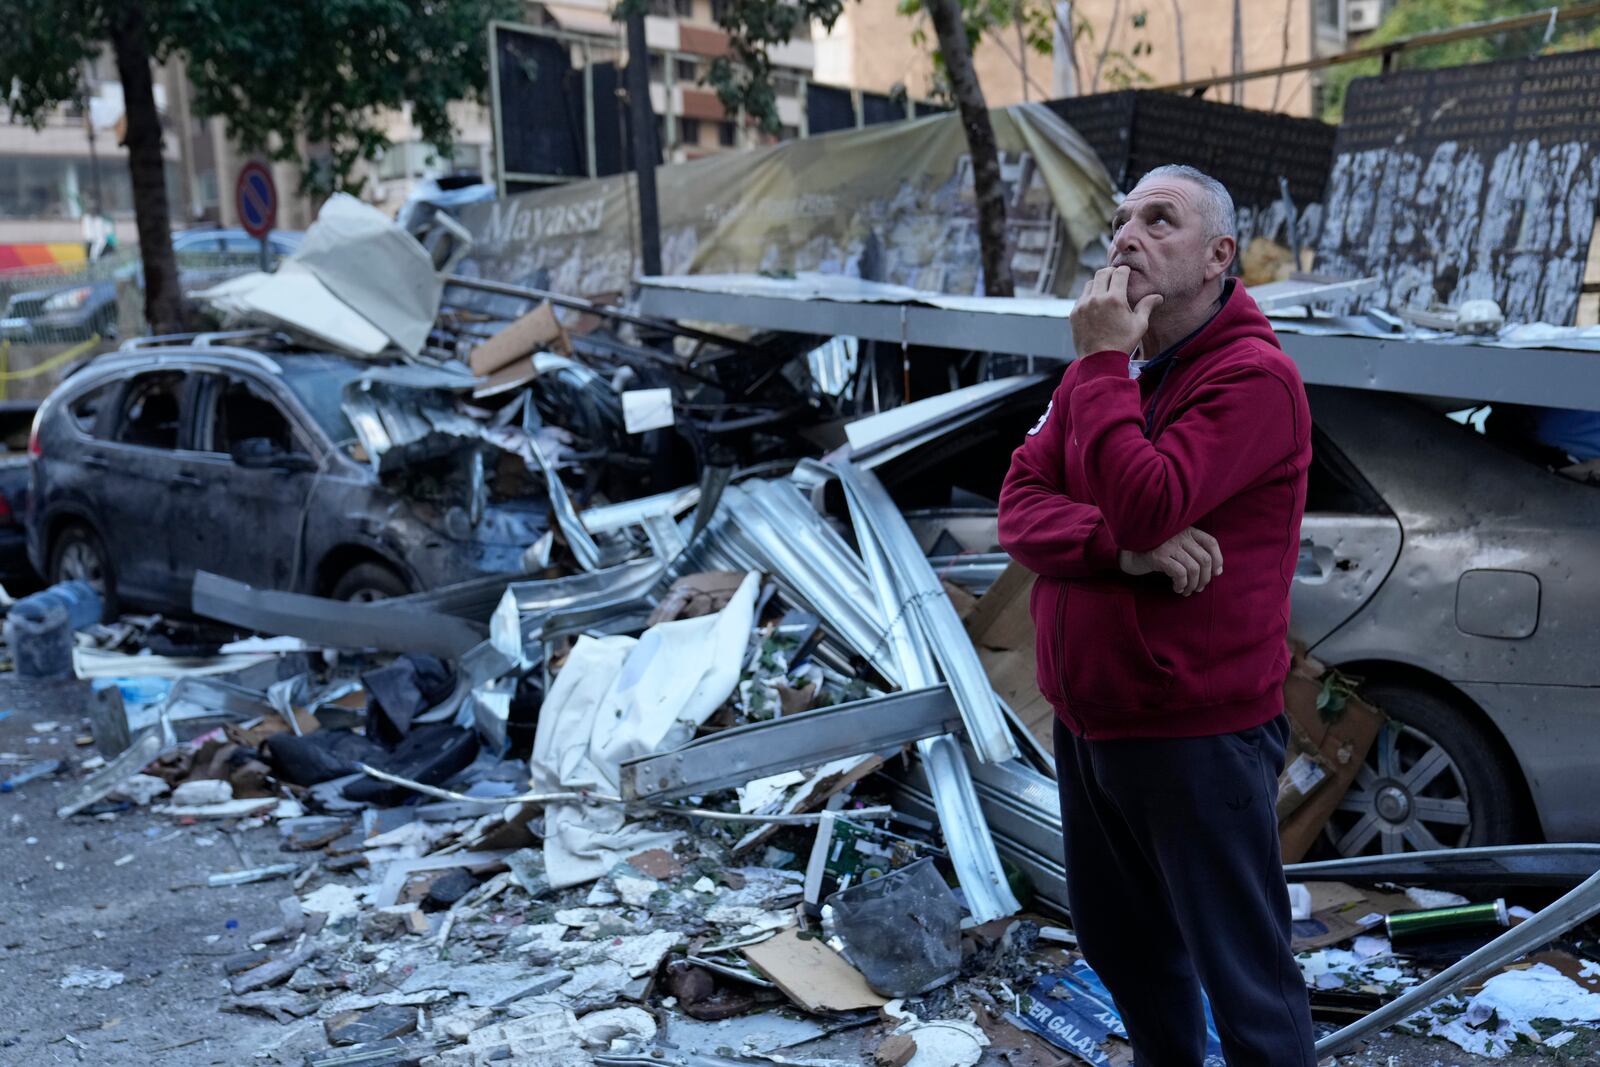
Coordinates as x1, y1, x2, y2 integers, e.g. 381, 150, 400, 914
108, 773, 170, 806
59, 966, 125, 991
576, 1006, 656, 1049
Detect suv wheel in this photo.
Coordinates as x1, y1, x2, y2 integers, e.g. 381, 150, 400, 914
1322, 684, 1519, 856
330, 562, 410, 603
49, 523, 117, 619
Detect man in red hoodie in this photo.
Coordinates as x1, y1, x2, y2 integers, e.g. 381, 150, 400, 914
998, 164, 1315, 1065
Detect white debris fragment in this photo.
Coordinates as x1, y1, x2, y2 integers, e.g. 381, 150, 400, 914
1403, 886, 1471, 910
563, 930, 680, 978
692, 876, 716, 894
577, 1005, 656, 1049
1420, 963, 1600, 1058
737, 770, 806, 813
300, 883, 365, 924
1287, 882, 1312, 921
892, 1017, 988, 1067
585, 884, 621, 907
60, 966, 125, 991
109, 774, 169, 806
1471, 963, 1600, 1023
703, 904, 794, 938
171, 779, 234, 806
272, 799, 305, 820
613, 875, 661, 908
432, 1003, 584, 1066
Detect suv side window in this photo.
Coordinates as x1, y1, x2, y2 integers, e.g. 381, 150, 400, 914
66, 381, 118, 436
207, 378, 298, 457
113, 371, 186, 449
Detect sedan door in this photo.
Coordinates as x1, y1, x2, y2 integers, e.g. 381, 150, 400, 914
175, 373, 319, 592
1290, 426, 1404, 649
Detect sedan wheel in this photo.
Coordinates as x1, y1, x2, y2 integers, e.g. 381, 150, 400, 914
1320, 683, 1518, 857
1325, 721, 1473, 855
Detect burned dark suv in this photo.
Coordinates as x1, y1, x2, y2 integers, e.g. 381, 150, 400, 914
26, 333, 548, 614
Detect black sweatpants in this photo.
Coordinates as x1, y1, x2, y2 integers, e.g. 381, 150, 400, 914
1053, 715, 1316, 1067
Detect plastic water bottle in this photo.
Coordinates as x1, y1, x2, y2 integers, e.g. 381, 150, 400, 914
17, 581, 102, 632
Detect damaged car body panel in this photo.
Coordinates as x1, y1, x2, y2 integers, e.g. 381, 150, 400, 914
26, 342, 551, 612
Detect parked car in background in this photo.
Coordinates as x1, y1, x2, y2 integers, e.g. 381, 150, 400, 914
1, 228, 304, 345
0, 400, 42, 593
26, 334, 546, 615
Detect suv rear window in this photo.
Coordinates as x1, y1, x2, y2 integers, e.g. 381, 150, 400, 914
114, 372, 185, 449
66, 382, 116, 435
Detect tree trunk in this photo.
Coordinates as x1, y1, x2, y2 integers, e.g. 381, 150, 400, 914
108, 0, 183, 335
924, 0, 1014, 297
1091, 0, 1123, 94
1168, 0, 1187, 83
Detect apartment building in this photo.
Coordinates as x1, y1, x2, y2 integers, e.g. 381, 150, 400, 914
0, 50, 322, 265
521, 0, 815, 161
814, 0, 1369, 118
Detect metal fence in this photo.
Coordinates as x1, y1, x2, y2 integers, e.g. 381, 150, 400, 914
0, 248, 273, 400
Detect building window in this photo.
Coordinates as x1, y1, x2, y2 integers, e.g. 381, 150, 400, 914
375, 140, 481, 182
676, 58, 699, 82
718, 121, 737, 147
0, 155, 169, 219
1316, 0, 1342, 32
679, 118, 702, 145
710, 0, 732, 24
773, 72, 801, 97
780, 124, 800, 141
648, 54, 665, 80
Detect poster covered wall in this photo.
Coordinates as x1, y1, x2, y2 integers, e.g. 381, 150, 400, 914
454, 102, 1117, 304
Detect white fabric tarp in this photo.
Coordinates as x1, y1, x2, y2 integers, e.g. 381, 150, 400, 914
530, 572, 761, 888
194, 193, 442, 357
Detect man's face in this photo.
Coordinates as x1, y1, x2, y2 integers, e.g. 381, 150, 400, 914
1108, 176, 1231, 307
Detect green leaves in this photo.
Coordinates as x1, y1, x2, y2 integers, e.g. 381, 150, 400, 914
704, 0, 846, 134
1, 0, 519, 195
0, 0, 102, 128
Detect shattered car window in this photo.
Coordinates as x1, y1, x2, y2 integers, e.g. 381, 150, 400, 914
66, 381, 117, 436
113, 371, 184, 450
276, 356, 364, 447
211, 380, 298, 456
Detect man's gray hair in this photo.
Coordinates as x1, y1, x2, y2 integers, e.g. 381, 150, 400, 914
1136, 164, 1236, 240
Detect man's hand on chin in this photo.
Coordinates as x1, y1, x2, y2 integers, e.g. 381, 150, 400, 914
1071, 265, 1163, 358
1119, 527, 1224, 596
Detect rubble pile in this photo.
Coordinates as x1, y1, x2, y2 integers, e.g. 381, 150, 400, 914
5, 196, 1600, 1063
8, 432, 1600, 1064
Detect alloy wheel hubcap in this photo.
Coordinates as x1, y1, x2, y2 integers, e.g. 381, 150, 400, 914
1325, 721, 1473, 856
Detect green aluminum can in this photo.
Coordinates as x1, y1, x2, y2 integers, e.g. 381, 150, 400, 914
1386, 899, 1509, 946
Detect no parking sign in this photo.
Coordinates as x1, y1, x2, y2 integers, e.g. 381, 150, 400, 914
235, 161, 277, 239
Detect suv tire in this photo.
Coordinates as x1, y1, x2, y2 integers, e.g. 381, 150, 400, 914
1322, 684, 1520, 856
49, 522, 117, 620
330, 561, 410, 602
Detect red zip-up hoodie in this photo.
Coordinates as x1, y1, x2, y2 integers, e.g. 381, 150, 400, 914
997, 280, 1310, 740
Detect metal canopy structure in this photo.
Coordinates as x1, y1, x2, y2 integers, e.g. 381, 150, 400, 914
636, 273, 1600, 412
